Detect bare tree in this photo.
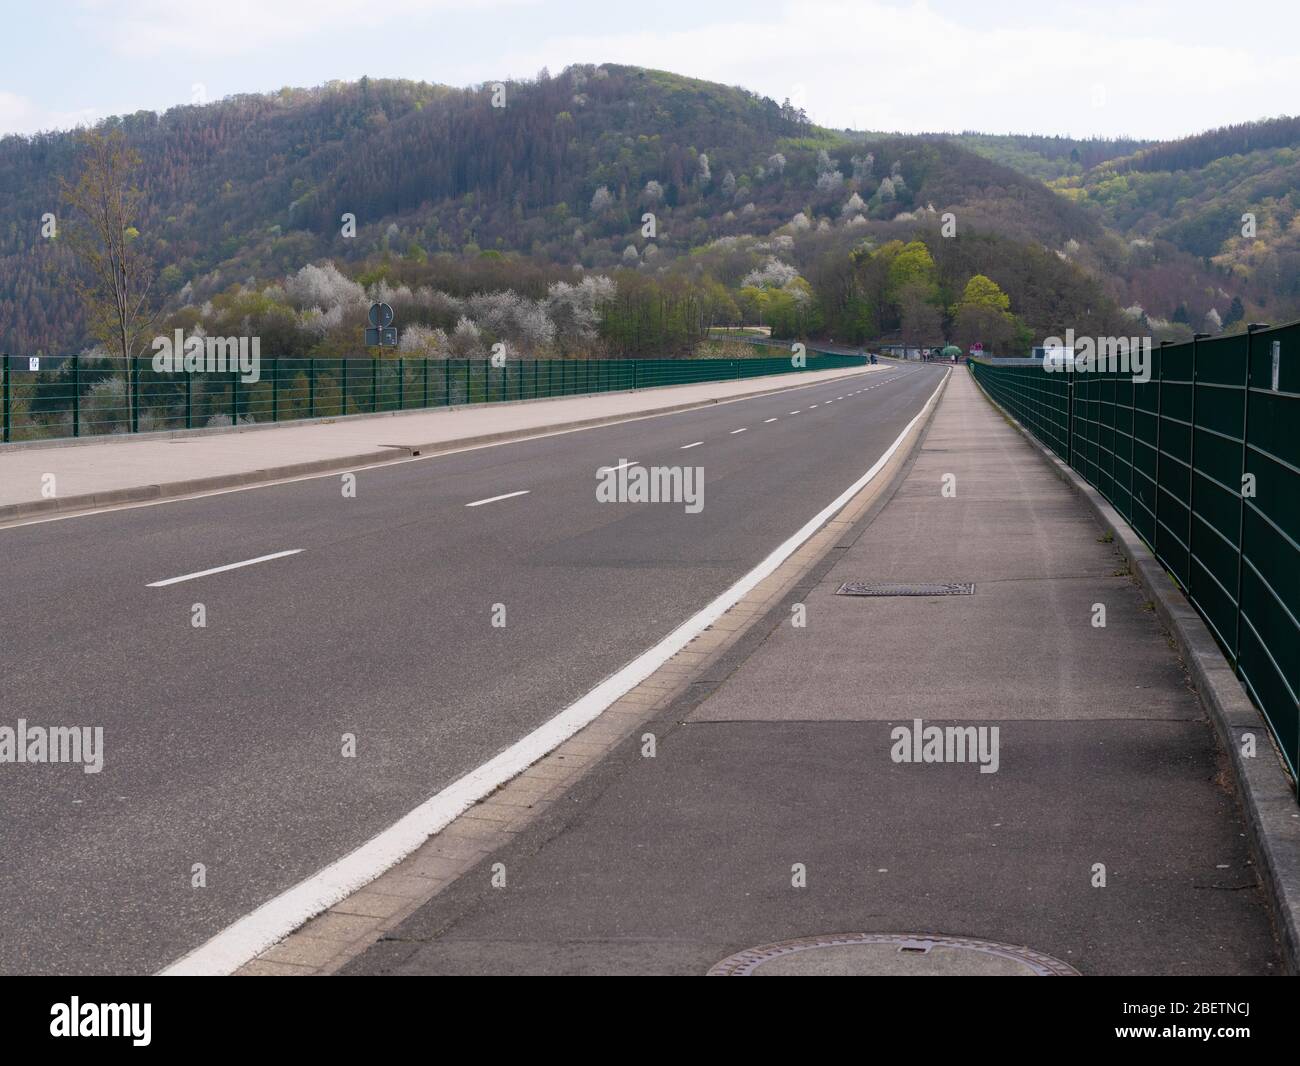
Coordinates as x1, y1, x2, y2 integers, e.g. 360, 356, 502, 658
62, 129, 156, 430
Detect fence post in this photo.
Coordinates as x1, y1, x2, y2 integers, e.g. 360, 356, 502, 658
308, 358, 316, 418
72, 354, 80, 437
272, 357, 279, 423
1188, 333, 1209, 596
131, 358, 139, 434
1066, 374, 1074, 470
423, 357, 430, 409
398, 358, 405, 410
342, 359, 349, 415
1128, 361, 1136, 523
1234, 324, 1268, 670
185, 366, 192, 429
372, 357, 379, 413
230, 368, 239, 425
2, 355, 9, 443
1154, 341, 1168, 561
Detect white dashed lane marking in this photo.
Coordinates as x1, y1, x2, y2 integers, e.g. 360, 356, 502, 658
465, 490, 531, 508
147, 549, 304, 588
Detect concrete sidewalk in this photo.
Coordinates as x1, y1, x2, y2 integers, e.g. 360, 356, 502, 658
0, 363, 877, 521
342, 369, 1282, 976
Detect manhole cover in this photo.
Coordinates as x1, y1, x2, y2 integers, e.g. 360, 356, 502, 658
835, 581, 975, 597
707, 934, 1078, 976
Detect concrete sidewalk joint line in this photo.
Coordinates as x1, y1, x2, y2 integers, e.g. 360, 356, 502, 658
221, 372, 951, 977
971, 369, 1300, 974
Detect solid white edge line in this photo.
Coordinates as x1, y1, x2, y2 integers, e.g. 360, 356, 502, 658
158, 369, 948, 976
464, 490, 531, 508
146, 550, 303, 588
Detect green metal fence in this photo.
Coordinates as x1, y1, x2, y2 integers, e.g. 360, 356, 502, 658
0, 350, 865, 444
970, 324, 1300, 783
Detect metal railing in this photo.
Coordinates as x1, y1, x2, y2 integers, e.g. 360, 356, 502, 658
0, 350, 866, 444
970, 323, 1300, 784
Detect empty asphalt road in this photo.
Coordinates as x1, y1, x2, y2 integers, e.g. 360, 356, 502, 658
0, 361, 945, 974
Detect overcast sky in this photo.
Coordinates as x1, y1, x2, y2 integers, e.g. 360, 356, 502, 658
3, 0, 1296, 140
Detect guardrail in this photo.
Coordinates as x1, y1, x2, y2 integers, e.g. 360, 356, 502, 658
0, 350, 866, 444
970, 324, 1299, 783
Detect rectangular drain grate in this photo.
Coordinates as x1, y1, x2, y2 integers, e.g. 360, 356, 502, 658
835, 581, 975, 597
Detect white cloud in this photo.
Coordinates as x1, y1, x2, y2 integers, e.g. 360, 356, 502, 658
494, 0, 1300, 138
0, 92, 97, 137
9, 0, 1299, 140
75, 0, 536, 59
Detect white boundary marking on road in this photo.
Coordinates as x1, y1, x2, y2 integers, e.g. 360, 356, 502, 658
763, 418, 778, 423
146, 550, 303, 588
157, 369, 948, 976
729, 428, 748, 435
465, 490, 531, 508
596, 460, 637, 474
680, 441, 703, 450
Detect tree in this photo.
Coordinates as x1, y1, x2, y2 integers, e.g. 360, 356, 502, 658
62, 129, 157, 431
738, 286, 769, 327
898, 280, 941, 352
886, 241, 938, 303
956, 274, 1011, 314
951, 274, 1017, 354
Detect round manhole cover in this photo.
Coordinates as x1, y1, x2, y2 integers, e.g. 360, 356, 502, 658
707, 934, 1079, 976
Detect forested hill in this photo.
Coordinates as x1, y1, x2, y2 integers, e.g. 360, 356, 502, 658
0, 65, 1283, 359
857, 131, 1156, 182
1048, 115, 1300, 315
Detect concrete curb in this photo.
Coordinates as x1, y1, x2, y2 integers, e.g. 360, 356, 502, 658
970, 369, 1300, 974
0, 367, 876, 526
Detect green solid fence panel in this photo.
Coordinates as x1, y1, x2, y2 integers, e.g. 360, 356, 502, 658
971, 327, 1300, 786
